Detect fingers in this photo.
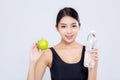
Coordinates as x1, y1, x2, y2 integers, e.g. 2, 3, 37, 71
91, 54, 98, 61
29, 41, 42, 64
31, 42, 39, 54
32, 41, 42, 51
32, 41, 38, 49
88, 48, 98, 53
89, 48, 99, 61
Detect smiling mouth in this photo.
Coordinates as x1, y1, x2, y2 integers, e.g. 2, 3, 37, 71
65, 35, 73, 40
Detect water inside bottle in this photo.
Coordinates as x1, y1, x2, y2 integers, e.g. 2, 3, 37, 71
84, 30, 97, 68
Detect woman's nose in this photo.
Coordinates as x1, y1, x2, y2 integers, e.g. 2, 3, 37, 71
67, 27, 72, 33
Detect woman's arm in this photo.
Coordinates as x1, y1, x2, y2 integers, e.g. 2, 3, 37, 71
88, 49, 98, 80
27, 43, 41, 80
27, 52, 49, 80
35, 49, 52, 80
27, 43, 51, 80
27, 63, 36, 80
88, 62, 98, 80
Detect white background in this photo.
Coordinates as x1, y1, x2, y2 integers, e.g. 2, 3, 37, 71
0, 0, 120, 80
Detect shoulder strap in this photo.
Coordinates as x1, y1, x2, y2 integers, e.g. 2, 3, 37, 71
49, 47, 60, 60
81, 46, 86, 63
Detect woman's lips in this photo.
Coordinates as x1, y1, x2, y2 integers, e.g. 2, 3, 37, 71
65, 35, 73, 40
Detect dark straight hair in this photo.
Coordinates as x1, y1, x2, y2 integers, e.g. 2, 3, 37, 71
56, 7, 81, 27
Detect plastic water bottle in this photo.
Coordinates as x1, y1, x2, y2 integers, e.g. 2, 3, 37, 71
84, 30, 97, 68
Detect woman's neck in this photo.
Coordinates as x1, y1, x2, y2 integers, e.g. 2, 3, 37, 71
58, 40, 80, 49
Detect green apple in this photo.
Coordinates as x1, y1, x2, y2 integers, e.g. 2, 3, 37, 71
37, 39, 48, 50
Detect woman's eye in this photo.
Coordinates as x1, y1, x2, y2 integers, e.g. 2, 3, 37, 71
61, 26, 66, 28
72, 25, 77, 27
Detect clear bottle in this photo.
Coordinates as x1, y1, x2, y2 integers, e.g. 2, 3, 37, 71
84, 30, 97, 68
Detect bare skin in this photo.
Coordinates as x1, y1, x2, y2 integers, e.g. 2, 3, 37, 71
27, 16, 98, 80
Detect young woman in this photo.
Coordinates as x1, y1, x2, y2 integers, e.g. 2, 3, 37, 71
27, 7, 98, 80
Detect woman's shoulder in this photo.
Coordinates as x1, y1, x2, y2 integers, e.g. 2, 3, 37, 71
40, 48, 53, 59
37, 48, 52, 67
42, 48, 52, 54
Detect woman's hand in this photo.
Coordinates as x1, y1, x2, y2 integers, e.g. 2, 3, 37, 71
30, 42, 42, 65
88, 48, 98, 69
27, 42, 42, 80
87, 48, 98, 80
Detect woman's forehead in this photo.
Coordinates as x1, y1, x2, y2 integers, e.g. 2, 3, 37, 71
59, 16, 78, 25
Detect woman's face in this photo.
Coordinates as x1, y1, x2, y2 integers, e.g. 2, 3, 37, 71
57, 16, 80, 44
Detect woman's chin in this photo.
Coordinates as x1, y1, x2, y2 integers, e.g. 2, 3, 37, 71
64, 39, 75, 44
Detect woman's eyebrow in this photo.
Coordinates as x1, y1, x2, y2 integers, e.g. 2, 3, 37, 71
59, 23, 67, 25
59, 22, 77, 25
72, 23, 77, 25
